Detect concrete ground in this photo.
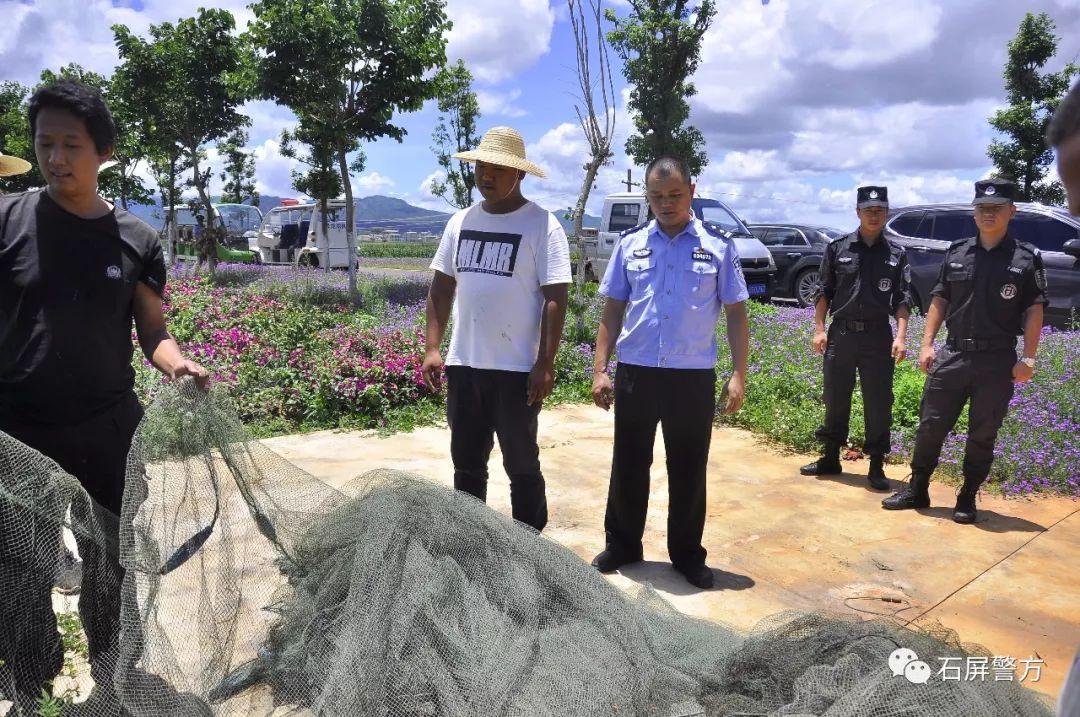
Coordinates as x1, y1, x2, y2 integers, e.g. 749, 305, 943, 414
264, 404, 1079, 702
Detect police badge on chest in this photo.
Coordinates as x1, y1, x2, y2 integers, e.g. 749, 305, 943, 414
691, 248, 711, 262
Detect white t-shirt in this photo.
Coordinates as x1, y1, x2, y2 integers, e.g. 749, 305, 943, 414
431, 201, 572, 372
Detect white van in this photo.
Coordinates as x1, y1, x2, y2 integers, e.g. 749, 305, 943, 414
582, 193, 777, 300
252, 199, 355, 268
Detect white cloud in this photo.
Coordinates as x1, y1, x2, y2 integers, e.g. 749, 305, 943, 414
354, 171, 396, 193
476, 89, 527, 118
446, 0, 555, 83
251, 139, 303, 198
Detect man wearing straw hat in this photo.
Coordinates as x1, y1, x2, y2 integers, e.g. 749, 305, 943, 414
0, 152, 32, 181
422, 126, 571, 532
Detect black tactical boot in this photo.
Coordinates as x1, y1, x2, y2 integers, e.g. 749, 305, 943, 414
882, 471, 931, 510
953, 477, 983, 524
800, 445, 842, 476
867, 455, 890, 490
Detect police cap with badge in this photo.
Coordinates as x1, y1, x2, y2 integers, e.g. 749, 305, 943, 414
972, 179, 1018, 205
857, 186, 888, 209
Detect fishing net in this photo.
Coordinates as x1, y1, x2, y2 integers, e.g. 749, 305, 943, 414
0, 382, 1056, 716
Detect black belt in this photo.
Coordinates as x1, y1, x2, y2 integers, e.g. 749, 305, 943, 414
945, 337, 1016, 352
834, 319, 888, 332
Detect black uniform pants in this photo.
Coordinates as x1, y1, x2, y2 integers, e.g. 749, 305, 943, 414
0, 393, 142, 698
604, 363, 715, 569
815, 322, 894, 456
446, 366, 547, 532
911, 346, 1015, 482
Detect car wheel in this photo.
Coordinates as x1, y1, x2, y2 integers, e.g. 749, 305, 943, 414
794, 267, 820, 308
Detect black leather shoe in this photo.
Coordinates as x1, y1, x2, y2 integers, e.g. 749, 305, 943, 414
882, 473, 931, 510
674, 563, 714, 589
867, 456, 890, 491
591, 548, 642, 574
800, 456, 842, 476
953, 488, 978, 524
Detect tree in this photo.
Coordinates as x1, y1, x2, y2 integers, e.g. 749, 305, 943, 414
247, 0, 450, 302
280, 118, 362, 273
37, 64, 154, 208
114, 9, 252, 273
429, 60, 480, 209
218, 128, 259, 205
605, 0, 715, 178
0, 81, 41, 194
568, 0, 616, 270
988, 12, 1078, 205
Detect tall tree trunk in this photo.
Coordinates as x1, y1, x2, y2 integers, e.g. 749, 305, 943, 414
191, 146, 217, 275
320, 196, 330, 275
337, 142, 358, 305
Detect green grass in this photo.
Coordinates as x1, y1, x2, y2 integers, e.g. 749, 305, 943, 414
357, 241, 438, 258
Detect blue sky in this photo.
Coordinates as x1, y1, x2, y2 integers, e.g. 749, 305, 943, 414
3, 0, 1079, 226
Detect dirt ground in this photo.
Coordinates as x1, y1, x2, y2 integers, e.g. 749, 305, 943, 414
263, 403, 1080, 703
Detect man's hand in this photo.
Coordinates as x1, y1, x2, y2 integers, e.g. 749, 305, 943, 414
527, 360, 555, 406
421, 349, 444, 392
722, 373, 745, 414
171, 359, 210, 392
812, 329, 828, 355
592, 370, 614, 410
891, 337, 908, 364
1012, 360, 1034, 384
918, 344, 936, 373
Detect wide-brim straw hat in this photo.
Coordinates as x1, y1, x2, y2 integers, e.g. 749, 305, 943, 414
452, 126, 546, 179
0, 153, 31, 177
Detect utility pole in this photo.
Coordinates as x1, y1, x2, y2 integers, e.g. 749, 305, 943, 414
622, 168, 640, 192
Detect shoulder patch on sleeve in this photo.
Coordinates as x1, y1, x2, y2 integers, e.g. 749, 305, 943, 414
702, 221, 733, 239
619, 221, 648, 238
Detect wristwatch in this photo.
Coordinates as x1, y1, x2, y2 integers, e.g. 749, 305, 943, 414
1020, 356, 1036, 369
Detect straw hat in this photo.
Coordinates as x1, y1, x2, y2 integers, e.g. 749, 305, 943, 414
0, 153, 31, 177
452, 126, 546, 178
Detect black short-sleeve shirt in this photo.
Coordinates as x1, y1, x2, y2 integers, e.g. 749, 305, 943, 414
816, 231, 911, 320
931, 234, 1047, 341
0, 189, 167, 425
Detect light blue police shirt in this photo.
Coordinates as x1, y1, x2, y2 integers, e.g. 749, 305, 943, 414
599, 216, 749, 369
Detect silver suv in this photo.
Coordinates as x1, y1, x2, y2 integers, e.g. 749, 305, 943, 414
886, 203, 1080, 329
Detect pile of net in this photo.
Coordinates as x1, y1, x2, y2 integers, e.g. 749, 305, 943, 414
0, 382, 1056, 716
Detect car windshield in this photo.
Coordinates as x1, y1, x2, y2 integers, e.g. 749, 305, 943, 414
695, 201, 751, 235
817, 228, 844, 241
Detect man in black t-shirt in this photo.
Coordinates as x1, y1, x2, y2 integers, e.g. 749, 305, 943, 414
0, 80, 207, 712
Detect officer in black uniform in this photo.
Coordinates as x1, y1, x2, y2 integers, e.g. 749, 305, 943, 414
801, 186, 911, 490
883, 179, 1047, 522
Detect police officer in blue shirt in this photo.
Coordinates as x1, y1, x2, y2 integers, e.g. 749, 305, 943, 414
589, 155, 750, 590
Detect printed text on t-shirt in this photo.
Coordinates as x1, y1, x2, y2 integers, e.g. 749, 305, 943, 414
456, 229, 521, 277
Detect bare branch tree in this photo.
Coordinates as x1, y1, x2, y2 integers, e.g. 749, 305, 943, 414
568, 0, 616, 288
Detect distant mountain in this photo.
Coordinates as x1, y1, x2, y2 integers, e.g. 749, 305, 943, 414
126, 194, 600, 236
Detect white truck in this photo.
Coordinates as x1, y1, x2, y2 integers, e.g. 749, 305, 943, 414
251, 199, 356, 268
580, 192, 777, 300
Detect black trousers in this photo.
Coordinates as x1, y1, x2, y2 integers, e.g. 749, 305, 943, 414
446, 366, 547, 531
0, 393, 142, 698
604, 363, 715, 569
911, 346, 1015, 482
815, 322, 895, 456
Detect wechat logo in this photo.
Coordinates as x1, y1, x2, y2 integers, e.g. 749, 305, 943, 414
890, 647, 932, 685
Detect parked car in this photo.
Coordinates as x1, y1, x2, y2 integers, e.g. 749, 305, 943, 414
886, 203, 1080, 328
582, 193, 777, 300
746, 224, 844, 307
